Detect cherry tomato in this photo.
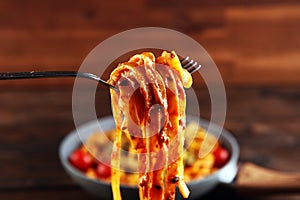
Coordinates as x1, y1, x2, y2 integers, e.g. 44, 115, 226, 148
213, 146, 230, 168
69, 149, 94, 171
96, 162, 111, 179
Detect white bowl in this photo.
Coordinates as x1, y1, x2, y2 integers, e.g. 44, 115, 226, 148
59, 116, 239, 200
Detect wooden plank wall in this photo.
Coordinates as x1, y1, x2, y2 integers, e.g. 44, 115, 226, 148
0, 0, 299, 86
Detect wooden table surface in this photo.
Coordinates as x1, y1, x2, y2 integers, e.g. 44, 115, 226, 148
0, 85, 299, 200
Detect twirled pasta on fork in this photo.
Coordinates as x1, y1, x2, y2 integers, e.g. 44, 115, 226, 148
107, 51, 192, 200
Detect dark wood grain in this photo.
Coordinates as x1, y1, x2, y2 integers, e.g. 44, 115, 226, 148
0, 0, 299, 86
0, 86, 299, 199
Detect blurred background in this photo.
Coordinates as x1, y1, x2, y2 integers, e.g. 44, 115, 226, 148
0, 0, 299, 86
0, 0, 299, 199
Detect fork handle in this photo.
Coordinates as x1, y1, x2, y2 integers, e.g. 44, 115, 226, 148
0, 71, 115, 89
0, 71, 79, 80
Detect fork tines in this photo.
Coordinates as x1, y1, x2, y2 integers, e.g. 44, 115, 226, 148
180, 56, 202, 74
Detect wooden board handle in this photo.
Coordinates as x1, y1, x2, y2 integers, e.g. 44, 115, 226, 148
234, 162, 300, 194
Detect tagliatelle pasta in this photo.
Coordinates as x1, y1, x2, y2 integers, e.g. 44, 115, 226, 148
71, 120, 228, 186
107, 51, 192, 200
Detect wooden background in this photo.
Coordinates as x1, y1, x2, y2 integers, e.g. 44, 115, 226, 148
0, 0, 299, 199
0, 0, 299, 86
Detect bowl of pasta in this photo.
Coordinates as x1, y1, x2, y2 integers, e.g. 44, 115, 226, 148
59, 115, 239, 200
60, 51, 238, 199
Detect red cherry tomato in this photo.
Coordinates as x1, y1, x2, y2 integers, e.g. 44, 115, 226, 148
69, 149, 94, 171
213, 146, 230, 168
96, 162, 111, 179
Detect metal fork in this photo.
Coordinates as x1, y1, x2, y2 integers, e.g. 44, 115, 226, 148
180, 57, 202, 74
0, 57, 201, 90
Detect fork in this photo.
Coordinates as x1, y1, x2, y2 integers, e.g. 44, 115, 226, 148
180, 56, 202, 74
0, 57, 201, 90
